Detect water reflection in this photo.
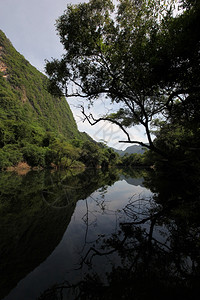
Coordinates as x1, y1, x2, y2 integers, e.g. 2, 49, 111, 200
39, 168, 200, 300
0, 168, 119, 300
1, 167, 200, 300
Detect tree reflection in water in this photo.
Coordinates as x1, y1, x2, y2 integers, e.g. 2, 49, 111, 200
0, 168, 120, 299
38, 167, 200, 300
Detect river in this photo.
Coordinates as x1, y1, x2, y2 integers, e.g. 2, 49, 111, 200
0, 168, 200, 299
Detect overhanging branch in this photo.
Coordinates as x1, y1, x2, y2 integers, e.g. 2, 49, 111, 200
118, 140, 151, 150
81, 105, 167, 157
81, 105, 132, 142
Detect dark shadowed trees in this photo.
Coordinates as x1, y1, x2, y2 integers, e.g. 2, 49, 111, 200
46, 0, 200, 160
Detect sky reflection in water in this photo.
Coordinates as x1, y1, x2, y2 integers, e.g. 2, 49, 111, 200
3, 175, 152, 300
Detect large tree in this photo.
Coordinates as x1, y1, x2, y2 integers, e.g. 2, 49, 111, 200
46, 0, 200, 157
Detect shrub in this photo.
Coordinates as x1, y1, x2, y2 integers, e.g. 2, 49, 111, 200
0, 150, 11, 169
23, 144, 46, 167
2, 144, 23, 165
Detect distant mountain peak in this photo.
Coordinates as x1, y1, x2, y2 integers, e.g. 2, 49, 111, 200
113, 144, 146, 156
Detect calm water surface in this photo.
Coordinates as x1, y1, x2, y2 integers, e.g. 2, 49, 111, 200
1, 168, 200, 299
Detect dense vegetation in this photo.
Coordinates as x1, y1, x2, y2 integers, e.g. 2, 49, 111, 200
0, 30, 120, 170
46, 0, 200, 169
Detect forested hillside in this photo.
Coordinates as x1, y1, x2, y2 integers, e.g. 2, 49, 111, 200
0, 30, 120, 170
0, 30, 82, 138
0, 30, 96, 169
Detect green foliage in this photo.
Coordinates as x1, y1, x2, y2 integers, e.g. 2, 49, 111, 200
79, 141, 103, 168
0, 29, 81, 139
120, 153, 145, 167
0, 145, 23, 169
70, 138, 84, 148
0, 150, 11, 169
49, 139, 80, 168
0, 29, 95, 170
46, 0, 200, 166
22, 144, 46, 167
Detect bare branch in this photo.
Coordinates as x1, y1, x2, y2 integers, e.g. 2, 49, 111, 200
81, 105, 132, 142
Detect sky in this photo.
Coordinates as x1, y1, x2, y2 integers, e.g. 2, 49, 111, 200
0, 0, 147, 150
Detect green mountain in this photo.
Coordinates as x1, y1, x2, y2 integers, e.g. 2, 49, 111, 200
0, 29, 82, 139
0, 30, 92, 169
113, 144, 146, 156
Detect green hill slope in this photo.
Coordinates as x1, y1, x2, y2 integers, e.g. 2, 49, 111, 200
0, 30, 120, 170
0, 29, 80, 140
0, 30, 94, 169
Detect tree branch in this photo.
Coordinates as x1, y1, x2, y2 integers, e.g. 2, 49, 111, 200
165, 87, 200, 111
81, 105, 132, 142
118, 140, 151, 150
